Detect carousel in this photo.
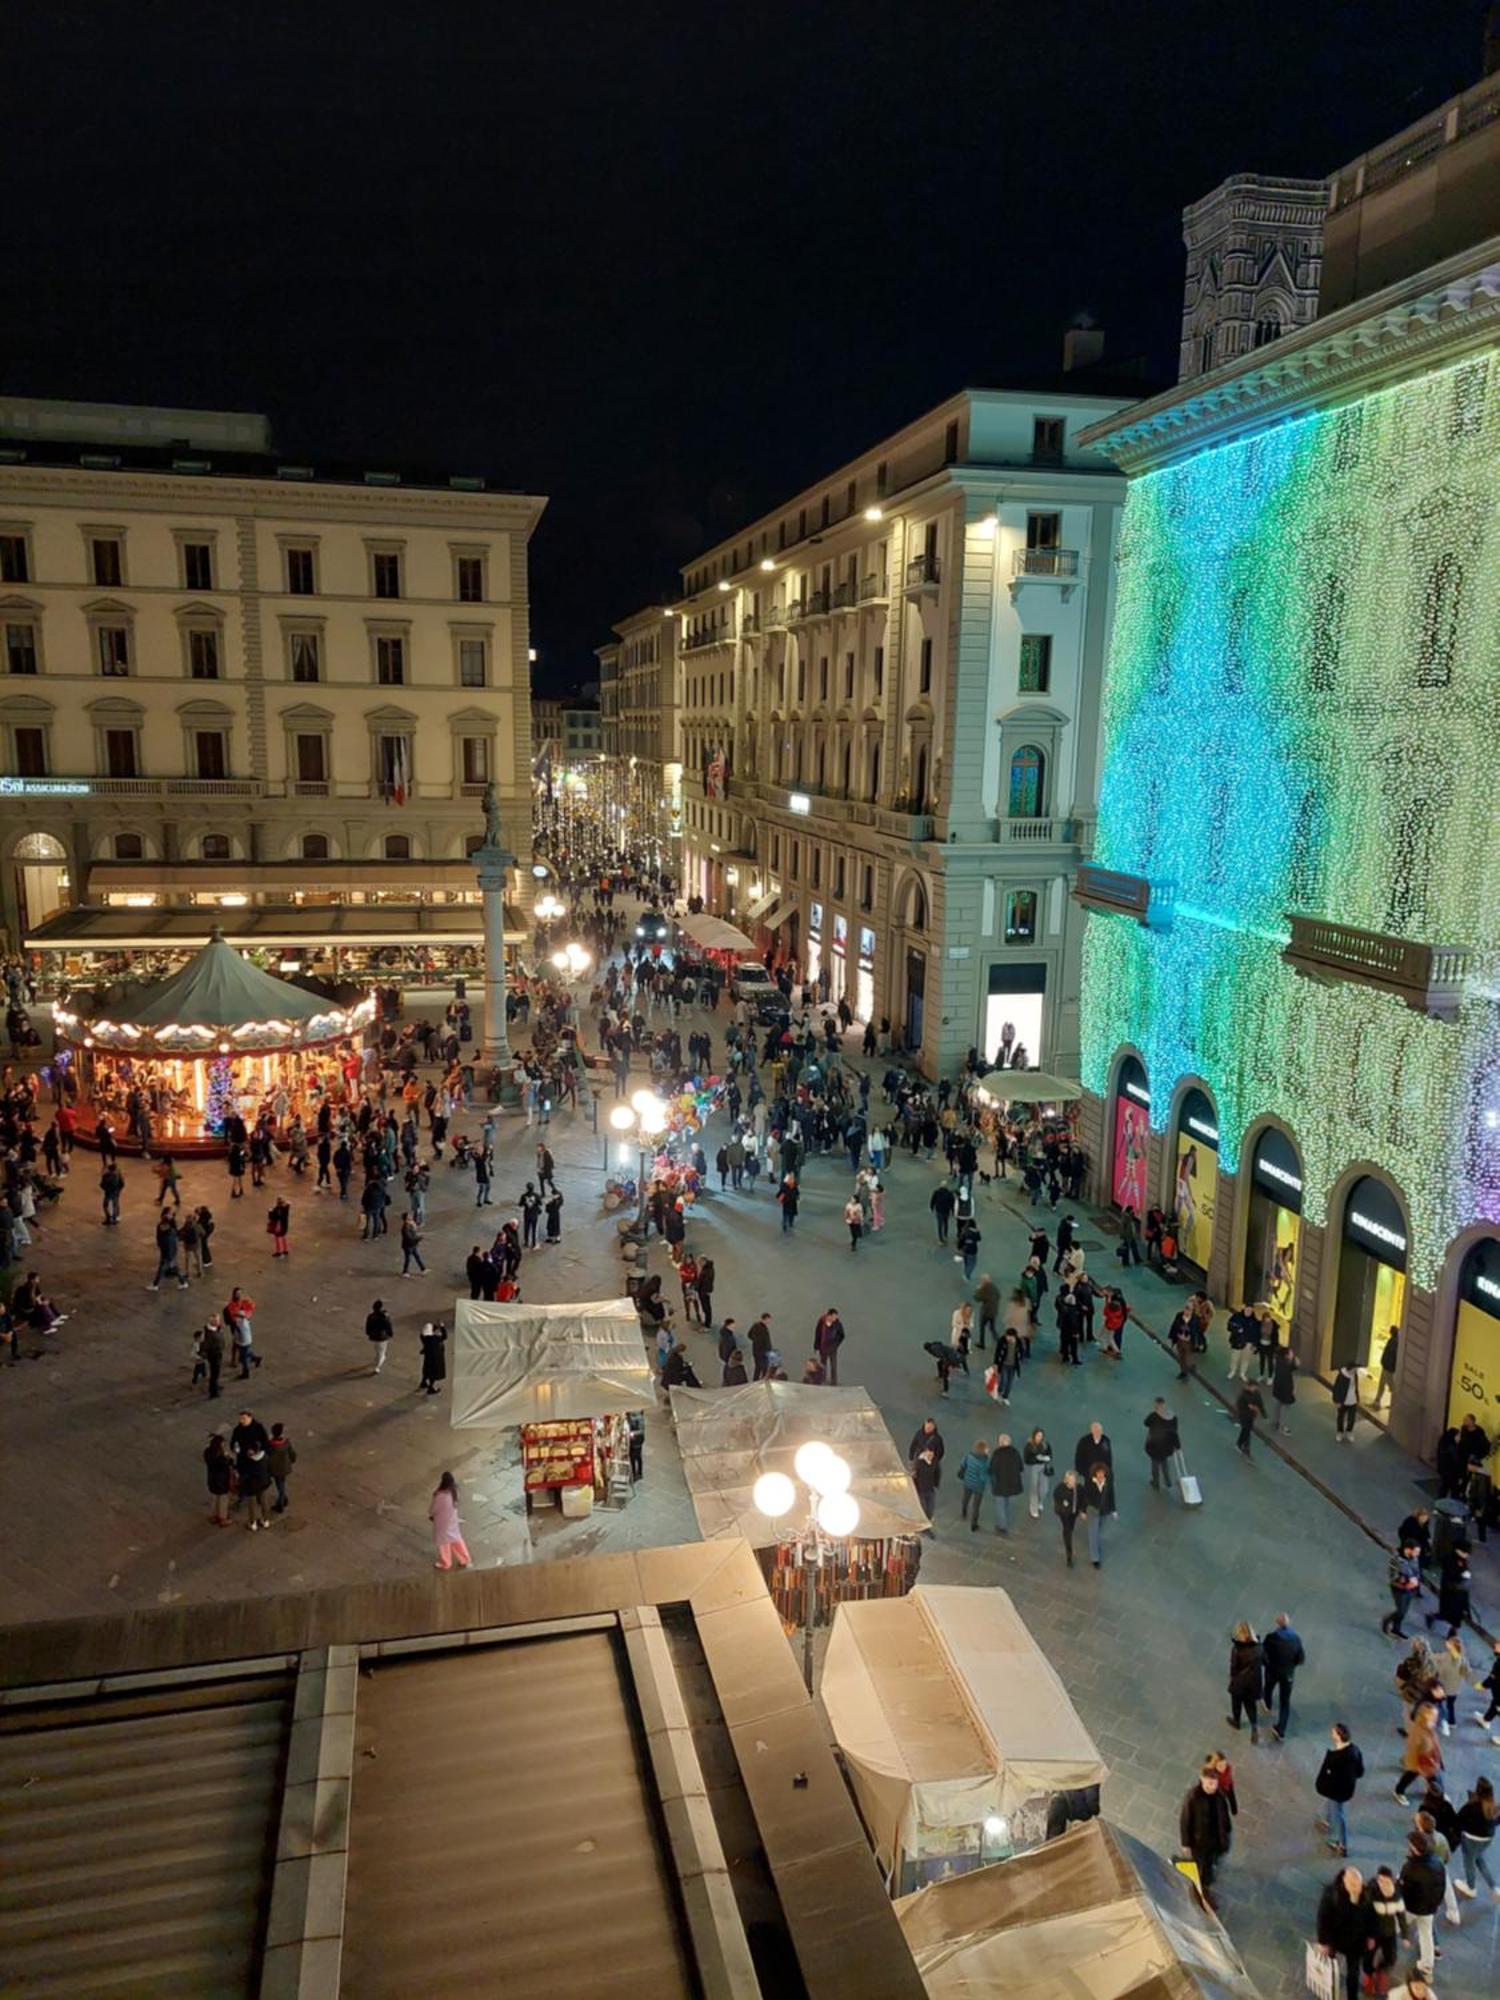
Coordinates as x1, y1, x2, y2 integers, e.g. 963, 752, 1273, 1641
52, 930, 377, 1155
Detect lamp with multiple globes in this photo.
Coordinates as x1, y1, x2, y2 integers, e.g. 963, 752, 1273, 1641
753, 1443, 861, 1689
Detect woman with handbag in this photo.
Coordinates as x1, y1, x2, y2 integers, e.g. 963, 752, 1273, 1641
1023, 1428, 1053, 1518
1393, 1702, 1442, 1801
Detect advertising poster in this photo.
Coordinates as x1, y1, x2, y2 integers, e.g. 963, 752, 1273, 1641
1448, 1301, 1500, 1479
1173, 1135, 1217, 1270
1112, 1096, 1149, 1212
1248, 1203, 1301, 1323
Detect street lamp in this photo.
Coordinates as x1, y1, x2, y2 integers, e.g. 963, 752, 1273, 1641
609, 1092, 666, 1227
754, 1444, 861, 1689
549, 940, 592, 982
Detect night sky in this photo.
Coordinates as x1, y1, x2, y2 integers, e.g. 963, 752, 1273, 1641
2, 1, 1485, 689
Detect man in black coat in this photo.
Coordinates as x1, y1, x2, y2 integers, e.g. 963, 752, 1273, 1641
200, 1316, 225, 1401
1179, 1768, 1233, 1906
465, 1247, 488, 1300
987, 1434, 1023, 1535
909, 1419, 945, 1520
1142, 1398, 1180, 1492
929, 1183, 956, 1243
1261, 1611, 1306, 1740
1074, 1422, 1113, 1507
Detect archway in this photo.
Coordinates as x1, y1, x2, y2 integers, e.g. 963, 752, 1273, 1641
1330, 1172, 1410, 1394
1240, 1122, 1304, 1330
892, 872, 929, 1054
11, 830, 70, 935
1109, 1051, 1150, 1214
1444, 1236, 1500, 1482
1168, 1081, 1220, 1275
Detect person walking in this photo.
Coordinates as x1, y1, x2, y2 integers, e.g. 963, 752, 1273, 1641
1074, 1422, 1114, 1504
1179, 1765, 1233, 1909
1233, 1379, 1267, 1458
203, 1430, 233, 1526
988, 1432, 1023, 1536
266, 1423, 297, 1513
149, 1210, 188, 1292
199, 1314, 225, 1400
930, 1183, 956, 1244
1226, 1622, 1265, 1742
1454, 1775, 1499, 1901
1399, 1831, 1446, 1982
813, 1308, 845, 1387
1375, 1325, 1400, 1412
843, 1194, 864, 1251
399, 1210, 426, 1276
474, 1145, 493, 1207
429, 1470, 471, 1570
1315, 1722, 1364, 1856
956, 1216, 981, 1283
1332, 1362, 1360, 1441
909, 1419, 945, 1522
1393, 1701, 1442, 1802
1425, 1539, 1473, 1641
1315, 1865, 1371, 2000
238, 1438, 272, 1531
1022, 1428, 1053, 1519
267, 1196, 290, 1259
419, 1319, 447, 1396
100, 1161, 124, 1226
777, 1175, 800, 1233
1382, 1541, 1424, 1638
1261, 1611, 1306, 1740
958, 1438, 990, 1531
1084, 1463, 1111, 1568
225, 1288, 260, 1376
366, 1297, 393, 1374
1359, 1864, 1407, 1992
1143, 1398, 1181, 1493
1054, 1468, 1083, 1568
974, 1273, 1000, 1350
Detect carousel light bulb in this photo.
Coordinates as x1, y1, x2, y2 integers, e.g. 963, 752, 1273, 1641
794, 1440, 837, 1493
753, 1471, 796, 1519
816, 1490, 860, 1538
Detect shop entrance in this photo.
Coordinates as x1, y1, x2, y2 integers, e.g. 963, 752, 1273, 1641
1331, 1175, 1408, 1391
1448, 1238, 1500, 1481
983, 961, 1045, 1072
1171, 1085, 1219, 1275
807, 901, 824, 994
829, 915, 847, 1007
1242, 1127, 1303, 1330
1110, 1054, 1150, 1213
856, 925, 876, 1024
904, 947, 926, 1052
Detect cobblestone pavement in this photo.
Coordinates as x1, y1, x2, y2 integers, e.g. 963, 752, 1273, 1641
2, 978, 1496, 1997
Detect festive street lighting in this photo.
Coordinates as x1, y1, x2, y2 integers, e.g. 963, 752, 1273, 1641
754, 1443, 860, 1689
612, 1092, 667, 1227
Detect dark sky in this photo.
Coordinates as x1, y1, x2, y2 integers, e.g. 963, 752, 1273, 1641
2, 1, 1486, 691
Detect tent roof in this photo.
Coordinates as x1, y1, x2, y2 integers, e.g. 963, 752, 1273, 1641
668, 1381, 929, 1547
895, 1819, 1263, 2000
450, 1296, 655, 1426
821, 1587, 1108, 1862
74, 932, 337, 1030
975, 1069, 1082, 1103
677, 911, 755, 954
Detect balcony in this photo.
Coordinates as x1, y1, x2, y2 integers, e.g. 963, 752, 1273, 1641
832, 581, 857, 610
860, 573, 889, 603
0, 775, 266, 800
1010, 547, 1083, 603
1282, 914, 1489, 1021
903, 554, 941, 597
741, 610, 761, 637
998, 815, 1063, 845
1073, 864, 1162, 926
876, 806, 935, 841
683, 622, 734, 652
785, 598, 808, 625
766, 605, 785, 629
805, 588, 830, 619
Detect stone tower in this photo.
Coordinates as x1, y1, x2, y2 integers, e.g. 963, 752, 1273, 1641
1178, 174, 1328, 383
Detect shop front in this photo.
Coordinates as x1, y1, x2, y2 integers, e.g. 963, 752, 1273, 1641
807, 901, 824, 995
1110, 1054, 1150, 1214
1170, 1085, 1219, 1275
984, 963, 1046, 1073
1447, 1238, 1500, 1480
1242, 1126, 1303, 1330
857, 925, 876, 1025
1331, 1175, 1407, 1390
830, 914, 848, 1008
904, 945, 926, 1052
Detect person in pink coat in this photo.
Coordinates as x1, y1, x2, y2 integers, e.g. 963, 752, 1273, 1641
429, 1470, 471, 1570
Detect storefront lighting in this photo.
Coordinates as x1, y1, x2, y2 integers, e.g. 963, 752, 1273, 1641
1256, 1157, 1303, 1194
1348, 1211, 1406, 1254
1477, 1274, 1500, 1303
787, 793, 811, 815
759, 557, 776, 571
219, 893, 249, 908
1186, 1115, 1219, 1143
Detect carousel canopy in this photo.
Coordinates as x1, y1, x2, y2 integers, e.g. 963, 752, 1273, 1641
56, 932, 375, 1055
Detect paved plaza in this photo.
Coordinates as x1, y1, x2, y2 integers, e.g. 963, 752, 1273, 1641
2, 980, 1497, 1999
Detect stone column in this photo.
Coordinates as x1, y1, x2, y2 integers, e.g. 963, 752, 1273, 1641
473, 841, 518, 1100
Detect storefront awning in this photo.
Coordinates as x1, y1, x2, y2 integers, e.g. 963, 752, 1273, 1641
678, 911, 755, 954
763, 898, 795, 932
27, 903, 527, 953
743, 887, 779, 923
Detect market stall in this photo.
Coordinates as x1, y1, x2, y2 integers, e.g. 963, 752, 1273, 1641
821, 1585, 1108, 1892
675, 912, 756, 957
450, 1297, 656, 1519
669, 1381, 929, 1623
894, 1818, 1262, 2000
52, 930, 375, 1154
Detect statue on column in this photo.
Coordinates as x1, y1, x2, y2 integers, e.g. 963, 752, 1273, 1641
482, 779, 502, 849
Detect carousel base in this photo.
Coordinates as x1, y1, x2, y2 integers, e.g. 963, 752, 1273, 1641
71, 1105, 229, 1158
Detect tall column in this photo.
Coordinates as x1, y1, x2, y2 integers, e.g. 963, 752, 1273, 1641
473, 838, 518, 1102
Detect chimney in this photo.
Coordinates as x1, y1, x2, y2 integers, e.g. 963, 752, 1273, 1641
1062, 323, 1105, 373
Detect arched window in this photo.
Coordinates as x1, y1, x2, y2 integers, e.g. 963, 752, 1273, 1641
1254, 314, 1283, 348
113, 832, 143, 860
840, 741, 851, 795
1008, 744, 1046, 819
384, 834, 411, 860
904, 880, 927, 932
201, 834, 231, 861
301, 832, 330, 861
913, 746, 928, 813
1416, 552, 1462, 689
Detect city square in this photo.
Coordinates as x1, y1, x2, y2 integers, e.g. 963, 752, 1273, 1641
2, 5, 1499, 1997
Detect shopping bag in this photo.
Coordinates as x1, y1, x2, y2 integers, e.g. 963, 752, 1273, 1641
1304, 1942, 1344, 2000
1180, 1474, 1203, 1507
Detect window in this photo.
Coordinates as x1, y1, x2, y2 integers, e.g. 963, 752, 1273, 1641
454, 554, 485, 602
845, 480, 856, 514
819, 658, 828, 701
798, 508, 807, 540
1308, 572, 1345, 692
1415, 553, 1462, 689
383, 833, 411, 860
1199, 330, 1215, 375
104, 728, 138, 778
944, 419, 960, 463
1026, 512, 1061, 551
1008, 743, 1046, 819
375, 734, 411, 799
193, 731, 228, 779
202, 834, 231, 861
869, 742, 881, 801
1253, 314, 1283, 348
844, 652, 854, 699
464, 833, 485, 858
1005, 889, 1039, 942
182, 541, 214, 590
188, 629, 220, 679
301, 832, 330, 860
820, 495, 830, 527
5, 621, 38, 675
812, 847, 822, 887
790, 841, 800, 880
285, 545, 316, 594
14, 727, 46, 776
1032, 417, 1065, 463
97, 626, 130, 676
372, 551, 402, 599
834, 855, 845, 900
461, 736, 490, 785
113, 831, 143, 859
294, 733, 327, 783
876, 461, 888, 496
861, 864, 874, 910
919, 637, 932, 693
873, 645, 884, 698
796, 660, 806, 704
1018, 634, 1052, 693
91, 538, 123, 587
0, 533, 29, 583
458, 637, 487, 687
289, 632, 321, 683
375, 635, 406, 685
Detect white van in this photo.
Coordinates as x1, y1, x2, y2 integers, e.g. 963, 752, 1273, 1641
731, 961, 789, 1019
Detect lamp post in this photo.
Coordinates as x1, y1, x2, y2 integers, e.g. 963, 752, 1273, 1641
609, 1091, 666, 1229
754, 1443, 861, 1691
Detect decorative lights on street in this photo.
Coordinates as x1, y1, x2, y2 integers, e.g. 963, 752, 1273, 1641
550, 941, 592, 979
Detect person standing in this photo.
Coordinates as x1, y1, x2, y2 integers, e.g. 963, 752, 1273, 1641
930, 1183, 956, 1244
1053, 1469, 1083, 1567
1179, 1766, 1233, 1909
988, 1433, 1023, 1536
1315, 1865, 1371, 2000
1233, 1379, 1267, 1458
544, 1188, 564, 1242
267, 1196, 290, 1259
1315, 1722, 1364, 1856
366, 1297, 393, 1374
429, 1470, 471, 1570
1084, 1463, 1111, 1568
1454, 1775, 1499, 1900
518, 1182, 543, 1248
748, 1314, 773, 1382
100, 1160, 124, 1226
1074, 1422, 1114, 1505
1225, 1303, 1257, 1382
1270, 1344, 1297, 1435
1399, 1831, 1446, 1981
813, 1308, 845, 1387
238, 1439, 272, 1531
1226, 1622, 1265, 1742
266, 1423, 297, 1513
199, 1314, 225, 1400
909, 1418, 945, 1522
474, 1145, 493, 1208
1332, 1362, 1360, 1441
419, 1319, 447, 1396
225, 1288, 260, 1377
1375, 1326, 1400, 1412
958, 1438, 989, 1531
777, 1175, 800, 1233
1261, 1611, 1306, 1740
1382, 1542, 1424, 1638
1143, 1398, 1180, 1493
974, 1273, 1000, 1350
695, 1257, 716, 1327
843, 1194, 864, 1251
203, 1430, 233, 1526
149, 1210, 188, 1292
1022, 1428, 1052, 1519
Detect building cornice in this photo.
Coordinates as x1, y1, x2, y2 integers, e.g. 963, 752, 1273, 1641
1081, 236, 1500, 475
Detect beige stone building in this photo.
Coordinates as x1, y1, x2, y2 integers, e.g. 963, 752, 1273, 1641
596, 603, 681, 865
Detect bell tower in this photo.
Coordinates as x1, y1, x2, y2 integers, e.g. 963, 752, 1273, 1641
1178, 174, 1328, 383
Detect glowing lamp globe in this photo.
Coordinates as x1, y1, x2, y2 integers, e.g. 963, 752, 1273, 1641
753, 1472, 795, 1520
818, 1453, 852, 1497
816, 1490, 861, 1538
608, 1105, 635, 1132
637, 1102, 666, 1138
794, 1441, 836, 1493
631, 1088, 659, 1116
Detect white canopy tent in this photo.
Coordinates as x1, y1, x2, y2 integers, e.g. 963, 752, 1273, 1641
449, 1297, 655, 1427
821, 1585, 1108, 1884
974, 1068, 1083, 1105
668, 1381, 929, 1546
895, 1818, 1263, 2000
677, 911, 756, 954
